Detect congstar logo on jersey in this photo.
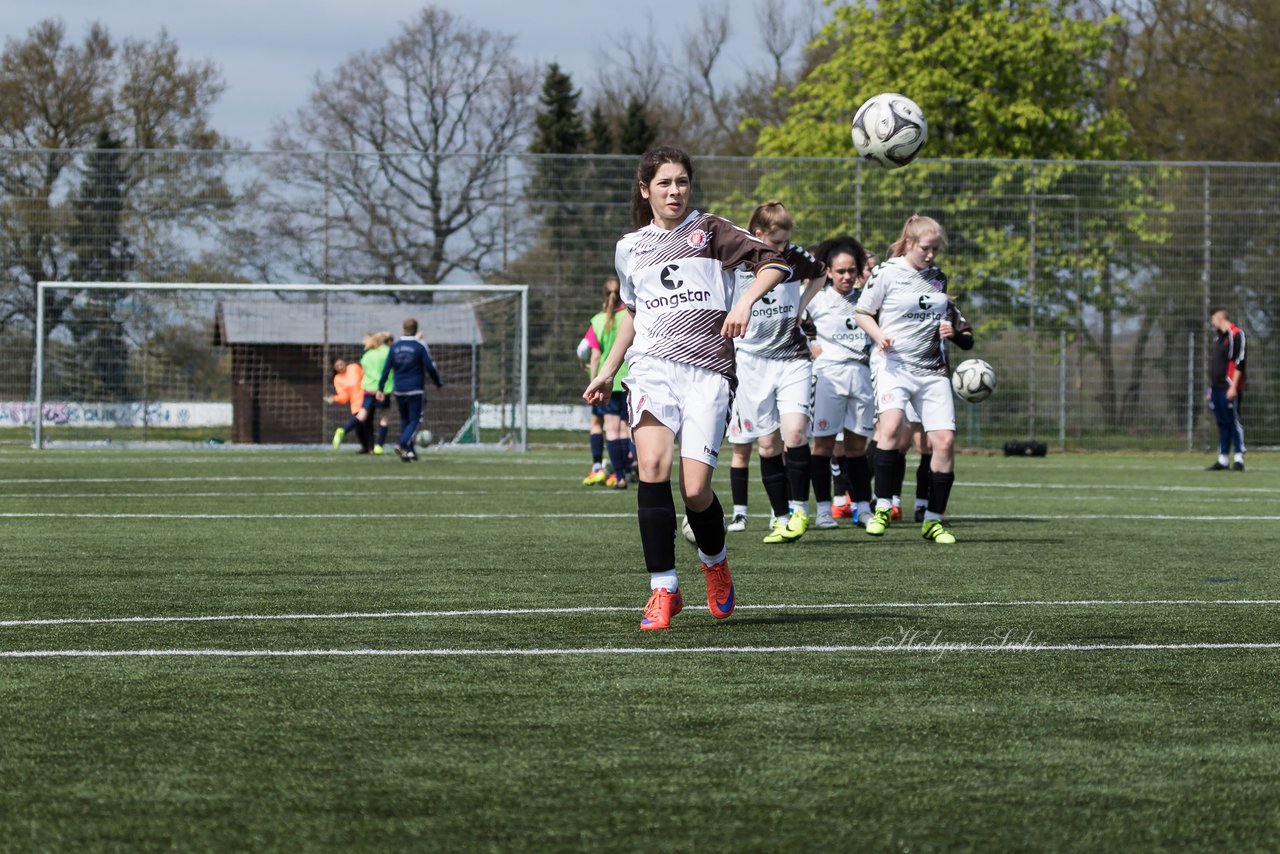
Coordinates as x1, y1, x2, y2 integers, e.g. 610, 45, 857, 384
644, 264, 713, 310
752, 302, 793, 319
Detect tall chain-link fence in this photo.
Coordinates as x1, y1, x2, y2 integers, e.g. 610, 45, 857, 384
1, 149, 1274, 450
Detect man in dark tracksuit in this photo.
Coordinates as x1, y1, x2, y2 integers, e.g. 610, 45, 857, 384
1206, 307, 1246, 471
378, 318, 444, 461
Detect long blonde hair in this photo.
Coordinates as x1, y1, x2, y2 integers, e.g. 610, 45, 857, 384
601, 277, 622, 332
889, 214, 947, 259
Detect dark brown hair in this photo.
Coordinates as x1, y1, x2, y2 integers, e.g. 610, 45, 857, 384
630, 146, 695, 230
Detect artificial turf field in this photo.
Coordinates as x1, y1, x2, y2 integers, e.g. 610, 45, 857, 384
1, 445, 1278, 851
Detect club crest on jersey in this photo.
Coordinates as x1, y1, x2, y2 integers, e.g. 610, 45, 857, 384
686, 229, 709, 249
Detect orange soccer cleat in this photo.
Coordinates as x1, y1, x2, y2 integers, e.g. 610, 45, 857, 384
700, 558, 736, 619
640, 587, 684, 630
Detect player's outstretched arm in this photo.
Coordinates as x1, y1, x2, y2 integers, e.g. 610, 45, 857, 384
723, 265, 787, 338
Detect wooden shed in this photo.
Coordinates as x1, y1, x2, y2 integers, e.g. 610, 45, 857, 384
214, 298, 483, 445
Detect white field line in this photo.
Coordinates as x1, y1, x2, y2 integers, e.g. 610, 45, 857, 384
0, 512, 636, 520
3, 474, 1279, 495
0, 474, 568, 484
0, 490, 580, 499
4, 642, 1280, 659
3, 599, 1278, 628
4, 511, 1280, 521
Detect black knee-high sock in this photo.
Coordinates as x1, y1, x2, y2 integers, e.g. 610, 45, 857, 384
637, 481, 677, 575
785, 444, 812, 505
607, 439, 630, 480
730, 466, 749, 508
759, 453, 790, 518
894, 450, 907, 497
377, 423, 389, 445
848, 453, 873, 503
866, 441, 879, 495
684, 492, 726, 557
811, 453, 832, 503
831, 455, 849, 497
916, 453, 933, 502
590, 433, 604, 466
873, 449, 902, 502
355, 418, 372, 451
928, 470, 956, 515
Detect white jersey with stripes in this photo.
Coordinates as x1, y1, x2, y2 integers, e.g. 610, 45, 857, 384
615, 210, 790, 385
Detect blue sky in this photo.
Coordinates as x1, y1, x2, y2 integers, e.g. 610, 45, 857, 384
2, 0, 799, 148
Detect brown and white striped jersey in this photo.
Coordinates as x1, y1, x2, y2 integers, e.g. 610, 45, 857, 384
615, 210, 791, 384
731, 243, 825, 361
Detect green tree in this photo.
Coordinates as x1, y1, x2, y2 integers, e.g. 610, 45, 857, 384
586, 104, 615, 155
64, 130, 133, 399
525, 64, 592, 379
757, 0, 1132, 160
617, 97, 658, 155
750, 0, 1186, 432
529, 63, 585, 156
1091, 0, 1280, 163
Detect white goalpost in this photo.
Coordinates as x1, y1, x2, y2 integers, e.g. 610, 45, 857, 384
32, 282, 529, 451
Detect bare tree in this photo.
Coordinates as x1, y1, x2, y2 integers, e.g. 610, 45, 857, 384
266, 6, 537, 287
0, 19, 228, 333
584, 0, 822, 155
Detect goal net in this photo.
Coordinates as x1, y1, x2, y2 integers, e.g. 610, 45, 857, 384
32, 283, 529, 450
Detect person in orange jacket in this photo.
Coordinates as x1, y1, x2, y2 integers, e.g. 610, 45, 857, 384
327, 358, 372, 452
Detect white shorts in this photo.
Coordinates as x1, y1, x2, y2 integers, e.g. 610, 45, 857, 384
871, 357, 955, 433
811, 360, 874, 438
728, 351, 811, 443
870, 360, 923, 426
623, 355, 731, 468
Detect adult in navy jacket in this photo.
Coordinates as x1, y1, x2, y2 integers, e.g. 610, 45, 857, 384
378, 318, 444, 461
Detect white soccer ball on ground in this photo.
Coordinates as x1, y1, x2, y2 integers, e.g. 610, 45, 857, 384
952, 359, 996, 403
851, 93, 928, 169
417, 428, 435, 447
680, 514, 699, 547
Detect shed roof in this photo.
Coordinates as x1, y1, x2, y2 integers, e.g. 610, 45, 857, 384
215, 299, 484, 346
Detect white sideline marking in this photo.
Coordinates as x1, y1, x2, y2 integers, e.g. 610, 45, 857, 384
3, 642, 1280, 659
0, 512, 635, 520
0, 474, 568, 484
4, 511, 1280, 521
3, 599, 1277, 628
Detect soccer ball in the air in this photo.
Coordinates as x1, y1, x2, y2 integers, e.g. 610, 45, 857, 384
851, 93, 928, 169
417, 428, 434, 447
952, 359, 996, 403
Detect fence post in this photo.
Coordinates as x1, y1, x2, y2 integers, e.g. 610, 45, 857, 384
1027, 171, 1037, 440
1059, 329, 1067, 451
1186, 330, 1196, 451
32, 282, 45, 449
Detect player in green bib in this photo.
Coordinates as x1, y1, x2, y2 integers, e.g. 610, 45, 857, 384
585, 278, 633, 489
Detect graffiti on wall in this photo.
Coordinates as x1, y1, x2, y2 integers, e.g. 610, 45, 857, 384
0, 402, 233, 428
